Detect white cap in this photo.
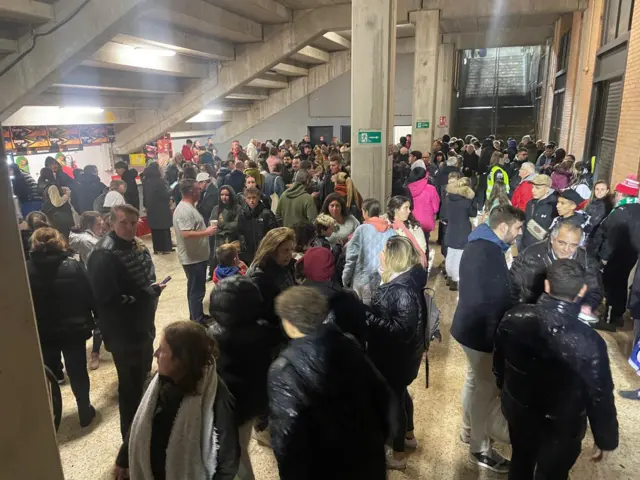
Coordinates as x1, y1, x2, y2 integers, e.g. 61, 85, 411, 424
196, 172, 210, 182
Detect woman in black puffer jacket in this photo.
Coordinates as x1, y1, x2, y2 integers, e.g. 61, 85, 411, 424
208, 276, 284, 479
27, 227, 96, 427
585, 180, 614, 255
366, 236, 427, 470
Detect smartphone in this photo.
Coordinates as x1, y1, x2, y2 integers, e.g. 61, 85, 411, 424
160, 276, 172, 285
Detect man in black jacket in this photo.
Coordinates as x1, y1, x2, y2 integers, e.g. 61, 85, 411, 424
74, 165, 107, 214
115, 161, 140, 210
87, 205, 164, 439
224, 160, 246, 195
237, 188, 278, 265
451, 205, 524, 473
494, 259, 618, 479
268, 286, 393, 480
196, 172, 218, 221
510, 223, 603, 320
522, 174, 558, 249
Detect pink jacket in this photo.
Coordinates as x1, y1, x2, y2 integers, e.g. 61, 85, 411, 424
407, 178, 440, 232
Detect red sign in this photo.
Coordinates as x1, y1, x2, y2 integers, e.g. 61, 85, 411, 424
439, 116, 447, 128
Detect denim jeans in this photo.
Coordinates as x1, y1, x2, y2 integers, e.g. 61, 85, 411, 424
183, 261, 208, 322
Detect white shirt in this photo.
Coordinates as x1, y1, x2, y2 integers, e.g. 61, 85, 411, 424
104, 190, 125, 207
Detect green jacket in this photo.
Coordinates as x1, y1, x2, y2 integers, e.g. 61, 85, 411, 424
276, 183, 318, 227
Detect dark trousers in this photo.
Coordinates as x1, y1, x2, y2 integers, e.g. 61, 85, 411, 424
439, 222, 448, 257
183, 261, 208, 322
507, 413, 586, 480
603, 259, 636, 319
42, 341, 91, 413
391, 386, 414, 453
208, 236, 217, 279
150, 228, 173, 253
110, 339, 153, 440
92, 328, 102, 354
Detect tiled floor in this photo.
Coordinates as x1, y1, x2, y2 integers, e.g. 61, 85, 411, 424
57, 236, 640, 479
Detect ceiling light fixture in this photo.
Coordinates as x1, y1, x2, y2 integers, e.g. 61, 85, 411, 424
134, 47, 176, 57
61, 106, 104, 113
201, 109, 224, 115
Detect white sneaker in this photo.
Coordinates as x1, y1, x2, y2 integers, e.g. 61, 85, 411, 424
386, 450, 407, 470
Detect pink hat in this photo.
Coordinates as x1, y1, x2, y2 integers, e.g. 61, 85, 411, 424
615, 175, 639, 197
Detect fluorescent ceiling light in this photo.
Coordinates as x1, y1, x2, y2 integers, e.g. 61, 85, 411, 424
61, 107, 104, 113
201, 109, 223, 115
134, 47, 176, 57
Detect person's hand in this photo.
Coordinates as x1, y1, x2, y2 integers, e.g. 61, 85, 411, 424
114, 465, 129, 479
151, 282, 167, 292
591, 445, 611, 462
62, 186, 71, 195
581, 305, 593, 317
206, 225, 217, 236
311, 192, 319, 198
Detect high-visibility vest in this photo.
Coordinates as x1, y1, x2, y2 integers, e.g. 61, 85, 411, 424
486, 165, 510, 197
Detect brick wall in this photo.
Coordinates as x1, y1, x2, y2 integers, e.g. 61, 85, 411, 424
542, 20, 561, 140
569, 0, 604, 160
612, 0, 640, 185
559, 12, 584, 148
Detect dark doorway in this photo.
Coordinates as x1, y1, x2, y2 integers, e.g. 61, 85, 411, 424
340, 125, 351, 144
588, 77, 623, 183
308, 126, 333, 146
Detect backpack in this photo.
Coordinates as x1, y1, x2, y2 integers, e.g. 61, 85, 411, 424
422, 287, 442, 388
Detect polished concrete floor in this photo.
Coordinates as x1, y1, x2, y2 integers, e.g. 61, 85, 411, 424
56, 235, 640, 480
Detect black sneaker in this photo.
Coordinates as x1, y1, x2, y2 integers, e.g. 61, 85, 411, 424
470, 451, 510, 474
79, 405, 96, 428
449, 281, 458, 291
593, 320, 617, 332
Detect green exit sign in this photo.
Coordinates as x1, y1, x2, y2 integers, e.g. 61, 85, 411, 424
416, 121, 430, 129
358, 130, 382, 144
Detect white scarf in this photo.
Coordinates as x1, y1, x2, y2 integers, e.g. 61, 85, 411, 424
129, 366, 219, 480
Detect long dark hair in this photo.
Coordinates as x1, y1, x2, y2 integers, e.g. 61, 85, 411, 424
387, 195, 420, 228
218, 185, 237, 211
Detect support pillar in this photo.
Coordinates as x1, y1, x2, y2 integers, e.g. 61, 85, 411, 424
0, 130, 64, 478
350, 0, 397, 202
411, 10, 440, 154
435, 43, 455, 140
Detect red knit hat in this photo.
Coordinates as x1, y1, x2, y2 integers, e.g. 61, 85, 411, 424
302, 247, 335, 282
615, 175, 639, 197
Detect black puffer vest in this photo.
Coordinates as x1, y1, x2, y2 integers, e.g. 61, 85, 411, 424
98, 231, 155, 291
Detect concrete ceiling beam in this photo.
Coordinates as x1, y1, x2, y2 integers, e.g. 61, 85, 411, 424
0, 38, 17, 54
114, 3, 351, 154
225, 88, 270, 100
320, 32, 351, 49
116, 22, 235, 61
201, 0, 291, 25
247, 74, 289, 89
186, 111, 232, 123
53, 67, 185, 95
83, 42, 211, 78
291, 46, 330, 64
443, 26, 555, 49
0, 0, 53, 23
272, 63, 309, 76
3, 105, 136, 126
396, 37, 415, 55
419, 0, 587, 18
144, 0, 263, 44
31, 92, 166, 110
0, 0, 152, 122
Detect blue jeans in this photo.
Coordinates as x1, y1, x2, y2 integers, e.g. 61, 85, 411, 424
183, 261, 208, 323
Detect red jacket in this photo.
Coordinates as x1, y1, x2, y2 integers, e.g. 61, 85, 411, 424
181, 144, 194, 162
512, 181, 533, 211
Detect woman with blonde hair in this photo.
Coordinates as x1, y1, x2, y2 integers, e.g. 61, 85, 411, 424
365, 236, 427, 470
114, 321, 240, 480
333, 171, 363, 218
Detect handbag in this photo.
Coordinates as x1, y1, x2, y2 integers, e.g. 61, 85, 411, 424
526, 218, 548, 242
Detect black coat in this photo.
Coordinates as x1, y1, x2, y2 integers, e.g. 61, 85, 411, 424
237, 203, 278, 265
142, 175, 173, 230
121, 168, 140, 209
478, 140, 495, 174
366, 265, 428, 388
494, 295, 619, 452
434, 165, 459, 199
441, 183, 477, 249
224, 170, 245, 196
41, 184, 74, 238
593, 202, 640, 263
585, 197, 613, 255
197, 182, 219, 223
164, 161, 182, 186
462, 151, 479, 174
510, 239, 603, 309
451, 224, 512, 353
210, 186, 240, 254
522, 192, 558, 249
71, 172, 106, 214
268, 323, 393, 480
247, 258, 296, 327
27, 251, 94, 345
208, 276, 284, 425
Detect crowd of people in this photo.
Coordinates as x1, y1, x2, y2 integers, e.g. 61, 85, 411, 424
9, 131, 640, 480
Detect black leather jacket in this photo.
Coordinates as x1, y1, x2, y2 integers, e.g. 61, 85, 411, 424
494, 295, 618, 451
366, 265, 428, 387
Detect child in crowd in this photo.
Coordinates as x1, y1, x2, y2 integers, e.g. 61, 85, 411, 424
212, 241, 247, 284
312, 214, 336, 249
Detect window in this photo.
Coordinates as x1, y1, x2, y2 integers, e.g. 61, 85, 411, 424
549, 91, 565, 145
557, 31, 572, 73
603, 0, 635, 45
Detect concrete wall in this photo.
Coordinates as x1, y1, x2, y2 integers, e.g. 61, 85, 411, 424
212, 53, 415, 153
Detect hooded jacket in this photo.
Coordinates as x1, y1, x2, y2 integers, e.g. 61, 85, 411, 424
208, 276, 283, 425
142, 170, 173, 230
268, 323, 393, 480
210, 186, 241, 254
27, 251, 95, 345
342, 217, 395, 302
494, 295, 618, 452
223, 169, 246, 197
276, 182, 318, 227
507, 139, 518, 162
585, 197, 614, 255
120, 167, 140, 209
451, 224, 512, 353
237, 202, 279, 265
510, 239, 603, 309
247, 258, 296, 327
407, 177, 440, 233
164, 160, 183, 186
522, 190, 558, 249
196, 182, 219, 223
441, 183, 477, 249
74, 172, 107, 214
511, 172, 536, 210
478, 139, 495, 174
462, 151, 480, 174
366, 265, 428, 388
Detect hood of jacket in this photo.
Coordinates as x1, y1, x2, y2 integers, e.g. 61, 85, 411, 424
365, 216, 391, 232
522, 172, 537, 183
508, 139, 518, 149
218, 167, 230, 178
209, 276, 263, 326
76, 172, 102, 186
407, 177, 430, 197
121, 168, 138, 182
283, 182, 309, 199
446, 183, 475, 200
28, 250, 70, 271
482, 138, 494, 150
468, 223, 510, 252
218, 184, 238, 210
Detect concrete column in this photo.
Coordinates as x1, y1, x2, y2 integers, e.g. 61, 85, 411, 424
435, 43, 455, 140
0, 134, 64, 477
411, 10, 440, 154
350, 0, 397, 202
